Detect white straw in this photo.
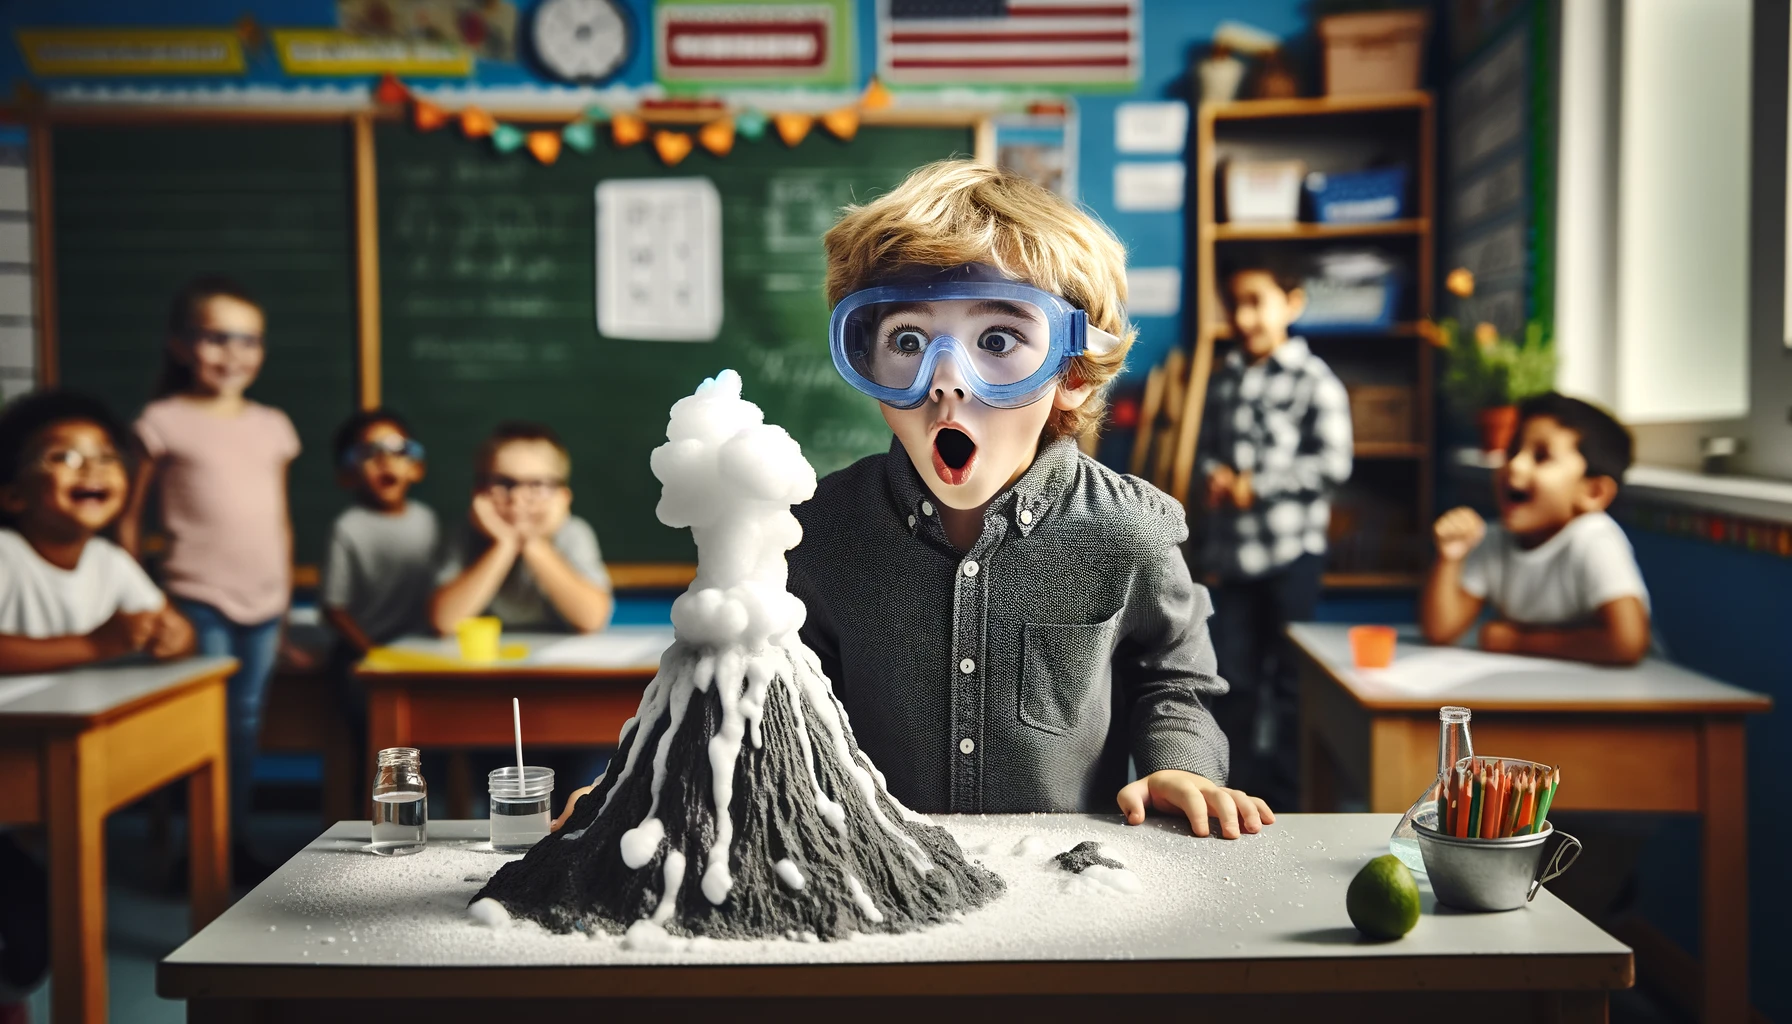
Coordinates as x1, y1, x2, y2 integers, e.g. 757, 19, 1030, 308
512, 697, 525, 780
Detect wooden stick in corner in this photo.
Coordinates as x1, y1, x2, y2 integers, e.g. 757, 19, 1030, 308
1129, 362, 1167, 478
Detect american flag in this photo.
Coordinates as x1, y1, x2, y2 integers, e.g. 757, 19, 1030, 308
878, 0, 1140, 85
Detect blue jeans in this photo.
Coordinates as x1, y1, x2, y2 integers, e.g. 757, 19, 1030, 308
175, 600, 282, 841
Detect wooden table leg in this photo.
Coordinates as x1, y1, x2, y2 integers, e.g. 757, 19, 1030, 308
1700, 716, 1748, 1023
188, 751, 231, 926
45, 732, 106, 1024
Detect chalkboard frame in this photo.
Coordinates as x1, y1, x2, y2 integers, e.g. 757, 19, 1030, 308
24, 105, 995, 589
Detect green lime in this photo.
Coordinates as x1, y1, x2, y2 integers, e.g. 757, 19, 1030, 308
1346, 854, 1420, 940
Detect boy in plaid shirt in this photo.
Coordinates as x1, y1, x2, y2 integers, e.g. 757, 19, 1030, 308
1196, 255, 1352, 806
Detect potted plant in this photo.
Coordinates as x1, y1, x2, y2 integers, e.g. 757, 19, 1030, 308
1428, 269, 1557, 452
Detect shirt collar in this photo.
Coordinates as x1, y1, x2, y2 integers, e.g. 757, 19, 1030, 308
886, 433, 1079, 538
1225, 335, 1310, 371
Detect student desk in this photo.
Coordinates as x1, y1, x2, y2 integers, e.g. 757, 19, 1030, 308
0, 656, 236, 1024
354, 627, 675, 812
159, 814, 1631, 1023
1287, 622, 1772, 1024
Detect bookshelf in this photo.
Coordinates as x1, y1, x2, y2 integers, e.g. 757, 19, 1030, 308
1170, 92, 1436, 589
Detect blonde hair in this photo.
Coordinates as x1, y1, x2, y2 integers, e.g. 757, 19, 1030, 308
823, 160, 1134, 442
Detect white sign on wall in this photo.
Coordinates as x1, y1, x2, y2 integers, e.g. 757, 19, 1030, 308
596, 177, 724, 342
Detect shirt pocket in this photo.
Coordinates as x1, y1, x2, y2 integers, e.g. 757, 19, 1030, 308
1018, 610, 1123, 736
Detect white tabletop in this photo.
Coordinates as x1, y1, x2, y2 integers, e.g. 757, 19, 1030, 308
0, 655, 236, 724
161, 813, 1626, 980
1288, 623, 1770, 712
361, 626, 676, 674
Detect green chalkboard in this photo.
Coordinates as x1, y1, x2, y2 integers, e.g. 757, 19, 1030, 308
376, 122, 975, 563
51, 124, 358, 566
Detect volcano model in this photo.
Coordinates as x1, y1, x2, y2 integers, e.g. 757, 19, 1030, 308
473, 371, 1003, 941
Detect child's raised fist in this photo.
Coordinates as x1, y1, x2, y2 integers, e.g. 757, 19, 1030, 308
1433, 506, 1486, 562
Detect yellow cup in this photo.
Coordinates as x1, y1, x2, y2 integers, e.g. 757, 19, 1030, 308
456, 616, 502, 664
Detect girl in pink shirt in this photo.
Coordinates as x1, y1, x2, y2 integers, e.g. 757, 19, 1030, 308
121, 277, 298, 879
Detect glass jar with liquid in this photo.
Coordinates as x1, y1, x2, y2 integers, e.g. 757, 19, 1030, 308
1389, 706, 1473, 872
371, 747, 428, 856
488, 766, 554, 851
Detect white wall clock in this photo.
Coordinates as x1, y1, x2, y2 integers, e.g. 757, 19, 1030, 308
533, 0, 630, 82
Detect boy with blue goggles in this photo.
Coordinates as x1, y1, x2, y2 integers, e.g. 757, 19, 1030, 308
829, 263, 1121, 410
788, 159, 1272, 845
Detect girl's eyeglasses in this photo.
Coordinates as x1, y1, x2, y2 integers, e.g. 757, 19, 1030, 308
190, 329, 264, 350
39, 448, 124, 472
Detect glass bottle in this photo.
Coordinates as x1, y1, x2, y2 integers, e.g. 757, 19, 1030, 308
370, 747, 428, 856
1389, 706, 1473, 872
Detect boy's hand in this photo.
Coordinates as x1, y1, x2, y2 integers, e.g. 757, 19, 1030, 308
90, 610, 157, 658
146, 605, 196, 660
551, 783, 596, 832
1479, 619, 1522, 653
471, 491, 521, 546
1204, 466, 1237, 509
1434, 506, 1487, 562
1117, 769, 1275, 839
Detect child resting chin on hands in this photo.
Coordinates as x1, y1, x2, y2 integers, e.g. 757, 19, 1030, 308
1421, 392, 1650, 665
0, 390, 193, 672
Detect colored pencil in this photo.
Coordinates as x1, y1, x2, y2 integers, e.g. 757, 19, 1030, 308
1503, 769, 1525, 837
1534, 767, 1560, 829
1468, 765, 1484, 838
1454, 767, 1471, 838
1519, 771, 1539, 835
1482, 766, 1502, 839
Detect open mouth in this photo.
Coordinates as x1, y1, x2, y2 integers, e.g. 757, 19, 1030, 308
1503, 486, 1532, 506
931, 426, 978, 487
376, 472, 401, 489
69, 486, 112, 505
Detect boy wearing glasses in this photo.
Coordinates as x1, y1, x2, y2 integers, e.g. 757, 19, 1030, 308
322, 409, 439, 656
431, 422, 612, 634
0, 390, 194, 671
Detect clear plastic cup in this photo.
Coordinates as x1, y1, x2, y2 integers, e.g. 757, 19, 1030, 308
488, 766, 554, 851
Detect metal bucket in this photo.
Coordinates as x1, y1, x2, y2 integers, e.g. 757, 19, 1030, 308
1413, 816, 1581, 912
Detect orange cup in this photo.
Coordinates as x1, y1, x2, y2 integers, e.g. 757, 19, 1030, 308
1349, 625, 1398, 669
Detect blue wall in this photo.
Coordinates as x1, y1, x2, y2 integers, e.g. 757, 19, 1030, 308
1627, 528, 1791, 1022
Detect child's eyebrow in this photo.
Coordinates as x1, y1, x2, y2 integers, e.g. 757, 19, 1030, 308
967, 299, 1042, 321
875, 301, 936, 323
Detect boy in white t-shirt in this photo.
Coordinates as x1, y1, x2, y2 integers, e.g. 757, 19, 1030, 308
0, 390, 193, 673
1421, 392, 1650, 665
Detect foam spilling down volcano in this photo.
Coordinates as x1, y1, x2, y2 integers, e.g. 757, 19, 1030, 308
473, 370, 1003, 940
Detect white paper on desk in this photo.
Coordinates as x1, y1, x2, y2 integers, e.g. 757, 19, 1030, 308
530, 630, 675, 668
0, 675, 54, 708
1355, 649, 1594, 696
1114, 162, 1186, 211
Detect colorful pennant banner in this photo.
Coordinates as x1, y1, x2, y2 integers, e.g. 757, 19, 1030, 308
376, 74, 892, 166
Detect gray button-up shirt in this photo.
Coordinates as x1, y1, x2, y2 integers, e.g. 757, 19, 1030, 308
790, 436, 1230, 814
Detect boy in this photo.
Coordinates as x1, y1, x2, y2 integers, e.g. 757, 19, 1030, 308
322, 409, 439, 655
1421, 392, 1649, 665
0, 390, 194, 672
431, 422, 612, 634
794, 160, 1270, 840
1196, 255, 1353, 809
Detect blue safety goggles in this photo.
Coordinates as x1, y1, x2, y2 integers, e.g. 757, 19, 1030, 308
340, 437, 425, 470
828, 264, 1121, 410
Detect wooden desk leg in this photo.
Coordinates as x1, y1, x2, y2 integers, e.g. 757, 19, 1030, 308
188, 751, 230, 927
1700, 717, 1747, 1024
45, 733, 106, 1024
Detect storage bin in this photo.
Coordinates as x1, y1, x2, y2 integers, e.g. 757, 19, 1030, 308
1295, 276, 1399, 332
1223, 159, 1305, 223
1306, 166, 1408, 223
1348, 384, 1416, 443
1319, 10, 1430, 96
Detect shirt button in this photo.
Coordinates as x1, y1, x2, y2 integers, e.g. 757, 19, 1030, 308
959, 657, 975, 674
907, 514, 917, 529
921, 500, 935, 516
959, 737, 975, 754
962, 559, 980, 577
1019, 508, 1033, 525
